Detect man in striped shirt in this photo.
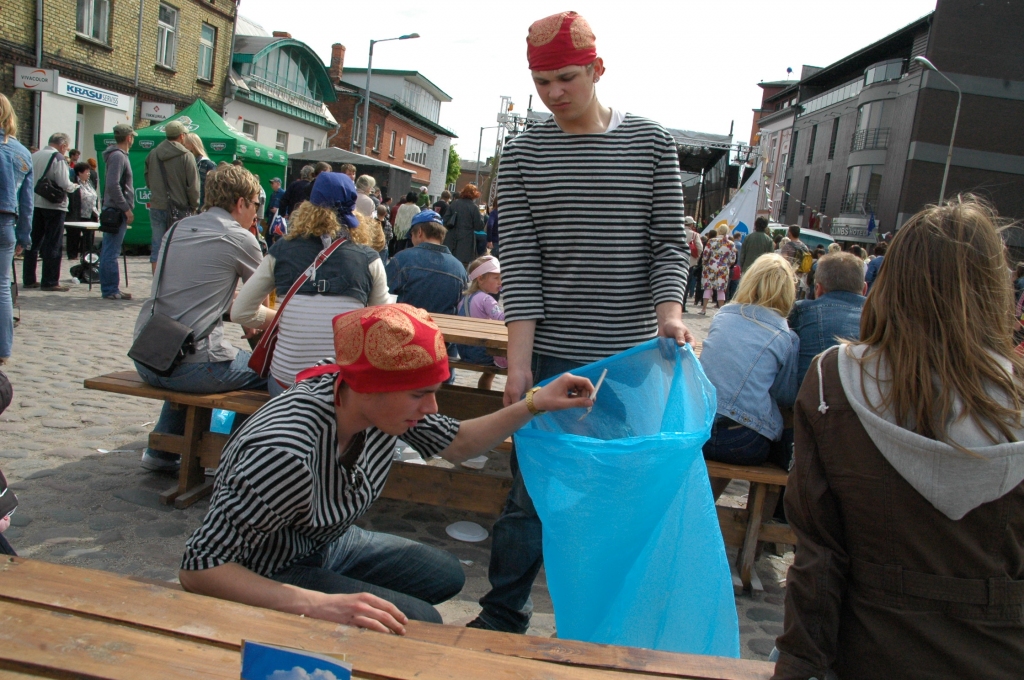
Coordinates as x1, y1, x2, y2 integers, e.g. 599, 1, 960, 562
179, 305, 595, 634
469, 11, 694, 634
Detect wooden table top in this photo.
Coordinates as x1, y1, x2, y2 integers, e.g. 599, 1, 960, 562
0, 558, 771, 679
432, 313, 509, 357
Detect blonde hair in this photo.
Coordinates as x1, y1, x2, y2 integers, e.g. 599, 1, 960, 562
355, 175, 376, 192
732, 253, 796, 317
715, 224, 729, 237
349, 212, 386, 251
203, 164, 261, 213
184, 132, 208, 159
285, 202, 341, 240
827, 243, 842, 254
855, 195, 1024, 446
0, 94, 17, 141
463, 256, 499, 296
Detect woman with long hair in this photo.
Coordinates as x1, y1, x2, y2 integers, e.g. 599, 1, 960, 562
774, 196, 1024, 679
0, 94, 33, 364
182, 133, 216, 207
231, 173, 389, 397
443, 183, 485, 266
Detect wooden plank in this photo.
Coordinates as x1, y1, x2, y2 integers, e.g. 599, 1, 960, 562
715, 507, 797, 547
148, 431, 229, 464
449, 359, 508, 377
85, 372, 269, 414
381, 461, 511, 516
738, 483, 768, 591
0, 558, 693, 680
0, 599, 239, 679
436, 384, 505, 421
705, 461, 788, 486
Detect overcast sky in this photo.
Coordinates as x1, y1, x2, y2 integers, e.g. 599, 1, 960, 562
238, 0, 936, 159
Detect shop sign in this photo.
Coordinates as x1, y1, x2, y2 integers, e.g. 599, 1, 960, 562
135, 187, 152, 203
830, 219, 872, 241
14, 67, 58, 92
141, 102, 175, 121
254, 147, 261, 157
56, 77, 130, 111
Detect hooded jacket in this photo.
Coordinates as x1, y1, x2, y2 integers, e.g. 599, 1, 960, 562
143, 139, 199, 211
774, 345, 1024, 680
102, 145, 134, 214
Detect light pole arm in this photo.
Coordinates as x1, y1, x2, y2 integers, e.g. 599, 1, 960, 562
928, 69, 962, 203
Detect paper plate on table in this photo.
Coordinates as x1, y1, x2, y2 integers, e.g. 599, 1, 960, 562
446, 521, 488, 542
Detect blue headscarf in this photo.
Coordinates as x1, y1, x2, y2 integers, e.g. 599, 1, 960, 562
309, 172, 359, 229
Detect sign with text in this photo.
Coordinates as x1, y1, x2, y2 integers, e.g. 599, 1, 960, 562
141, 102, 175, 121
14, 67, 58, 92
56, 77, 130, 111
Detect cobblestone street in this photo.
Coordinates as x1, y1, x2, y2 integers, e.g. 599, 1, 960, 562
0, 255, 789, 660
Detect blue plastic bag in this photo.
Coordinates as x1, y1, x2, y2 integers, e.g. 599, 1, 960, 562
210, 409, 236, 435
515, 338, 739, 656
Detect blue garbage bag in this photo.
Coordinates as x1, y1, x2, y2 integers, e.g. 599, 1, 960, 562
515, 338, 738, 656
210, 409, 236, 435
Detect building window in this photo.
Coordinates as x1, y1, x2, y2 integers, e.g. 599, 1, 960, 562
828, 119, 840, 160
806, 125, 817, 164
242, 120, 258, 140
789, 131, 798, 167
373, 125, 382, 152
842, 165, 884, 213
781, 178, 792, 216
198, 24, 215, 81
399, 81, 441, 123
820, 173, 831, 213
388, 130, 397, 157
302, 138, 314, 152
156, 3, 178, 69
76, 0, 110, 43
275, 130, 288, 151
798, 176, 810, 216
405, 137, 428, 166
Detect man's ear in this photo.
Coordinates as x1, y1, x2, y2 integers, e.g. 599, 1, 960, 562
862, 282, 868, 295
592, 57, 606, 79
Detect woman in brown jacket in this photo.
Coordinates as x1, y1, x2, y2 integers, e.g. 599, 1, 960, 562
773, 196, 1024, 680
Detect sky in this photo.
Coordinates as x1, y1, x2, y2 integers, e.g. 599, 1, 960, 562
237, 0, 937, 160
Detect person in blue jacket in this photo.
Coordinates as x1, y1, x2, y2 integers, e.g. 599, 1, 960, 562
0, 94, 33, 364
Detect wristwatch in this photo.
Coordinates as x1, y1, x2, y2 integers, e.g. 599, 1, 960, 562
525, 386, 545, 416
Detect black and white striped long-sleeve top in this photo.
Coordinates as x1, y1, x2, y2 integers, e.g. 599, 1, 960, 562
180, 369, 460, 577
498, 114, 688, 363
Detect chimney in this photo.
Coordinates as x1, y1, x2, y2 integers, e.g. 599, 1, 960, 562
272, 31, 292, 39
329, 43, 346, 84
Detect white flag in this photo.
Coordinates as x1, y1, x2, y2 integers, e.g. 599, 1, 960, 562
701, 162, 762, 237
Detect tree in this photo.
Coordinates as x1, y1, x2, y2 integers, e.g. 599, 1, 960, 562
446, 146, 461, 188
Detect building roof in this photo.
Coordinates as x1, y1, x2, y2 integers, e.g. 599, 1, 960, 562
335, 83, 457, 138
232, 36, 337, 103
758, 79, 796, 89
339, 68, 452, 103
287, 147, 414, 174
236, 15, 271, 37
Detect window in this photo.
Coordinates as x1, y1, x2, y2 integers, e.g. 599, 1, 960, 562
388, 131, 397, 157
76, 0, 110, 43
249, 45, 325, 103
198, 24, 215, 81
781, 179, 792, 216
779, 152, 788, 171
806, 124, 817, 164
275, 130, 288, 151
303, 138, 314, 152
373, 125, 382, 152
799, 176, 810, 216
828, 119, 840, 160
156, 4, 178, 69
789, 131, 798, 167
405, 137, 428, 166
399, 81, 441, 123
851, 101, 890, 151
842, 165, 884, 213
242, 120, 258, 139
820, 173, 831, 213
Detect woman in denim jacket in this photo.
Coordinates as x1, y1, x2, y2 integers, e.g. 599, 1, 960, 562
0, 95, 33, 364
699, 254, 800, 491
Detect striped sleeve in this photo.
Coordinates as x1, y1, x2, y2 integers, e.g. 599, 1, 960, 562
495, 149, 545, 323
402, 413, 461, 459
649, 134, 689, 307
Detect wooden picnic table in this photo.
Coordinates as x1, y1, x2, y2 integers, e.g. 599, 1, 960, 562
0, 557, 773, 679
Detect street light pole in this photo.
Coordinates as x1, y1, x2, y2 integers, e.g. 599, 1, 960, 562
913, 56, 962, 204
476, 125, 499, 188
361, 33, 419, 156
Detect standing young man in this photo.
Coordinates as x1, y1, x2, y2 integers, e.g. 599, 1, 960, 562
468, 11, 693, 634
100, 123, 136, 300
144, 120, 200, 272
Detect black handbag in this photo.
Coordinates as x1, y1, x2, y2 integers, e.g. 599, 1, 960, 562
34, 152, 67, 204
98, 207, 124, 234
127, 221, 198, 377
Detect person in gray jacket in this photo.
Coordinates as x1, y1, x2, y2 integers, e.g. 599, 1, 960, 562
100, 123, 136, 300
23, 132, 77, 291
143, 120, 199, 272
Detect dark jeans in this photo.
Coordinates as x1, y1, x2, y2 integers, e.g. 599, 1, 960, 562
476, 352, 584, 633
65, 225, 93, 259
271, 526, 465, 623
23, 208, 65, 287
702, 416, 771, 466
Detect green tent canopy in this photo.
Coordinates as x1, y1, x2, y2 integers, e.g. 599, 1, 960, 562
94, 99, 287, 247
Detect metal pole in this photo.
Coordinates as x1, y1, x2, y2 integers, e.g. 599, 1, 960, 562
475, 126, 484, 187
33, 0, 43, 147
360, 40, 374, 155
938, 79, 962, 203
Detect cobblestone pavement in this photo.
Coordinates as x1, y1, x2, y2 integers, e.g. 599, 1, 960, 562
0, 256, 789, 661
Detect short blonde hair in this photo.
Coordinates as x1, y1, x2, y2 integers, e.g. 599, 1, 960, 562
285, 202, 341, 240
0, 94, 17, 141
203, 164, 261, 213
716, 224, 729, 237
827, 243, 842, 254
733, 253, 796, 317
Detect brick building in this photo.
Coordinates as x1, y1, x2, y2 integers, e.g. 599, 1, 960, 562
1, 0, 234, 156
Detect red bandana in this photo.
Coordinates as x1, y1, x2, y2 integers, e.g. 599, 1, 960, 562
526, 11, 597, 72
295, 304, 450, 394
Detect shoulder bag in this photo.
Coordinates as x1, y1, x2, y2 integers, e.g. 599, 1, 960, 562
34, 151, 67, 204
157, 156, 195, 227
127, 221, 210, 376
99, 149, 129, 234
248, 237, 348, 379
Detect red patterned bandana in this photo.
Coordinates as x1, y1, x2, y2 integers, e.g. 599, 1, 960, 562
526, 11, 597, 72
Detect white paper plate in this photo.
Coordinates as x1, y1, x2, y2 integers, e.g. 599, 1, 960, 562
445, 521, 488, 542
460, 455, 488, 470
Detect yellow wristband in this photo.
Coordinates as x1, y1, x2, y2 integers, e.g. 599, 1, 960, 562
525, 386, 545, 416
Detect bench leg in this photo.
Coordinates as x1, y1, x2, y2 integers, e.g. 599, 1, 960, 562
159, 405, 213, 507
738, 481, 768, 591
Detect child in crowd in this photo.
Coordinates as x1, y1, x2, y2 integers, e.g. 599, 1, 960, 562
454, 256, 508, 390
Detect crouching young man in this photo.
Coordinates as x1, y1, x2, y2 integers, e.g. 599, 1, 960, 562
179, 304, 593, 634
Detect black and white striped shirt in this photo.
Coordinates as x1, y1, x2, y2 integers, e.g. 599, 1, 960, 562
498, 114, 688, 362
180, 370, 460, 577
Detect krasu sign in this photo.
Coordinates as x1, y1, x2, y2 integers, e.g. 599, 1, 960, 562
56, 77, 130, 111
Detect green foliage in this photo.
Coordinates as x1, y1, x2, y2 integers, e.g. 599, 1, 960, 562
446, 146, 461, 187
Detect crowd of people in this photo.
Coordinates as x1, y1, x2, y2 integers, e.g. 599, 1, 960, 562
1, 9, 1022, 679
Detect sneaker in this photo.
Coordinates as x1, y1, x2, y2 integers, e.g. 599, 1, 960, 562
41, 284, 70, 292
23, 282, 39, 289
140, 450, 181, 472
103, 292, 133, 300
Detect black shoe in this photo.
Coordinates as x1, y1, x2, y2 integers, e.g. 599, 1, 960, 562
23, 282, 39, 289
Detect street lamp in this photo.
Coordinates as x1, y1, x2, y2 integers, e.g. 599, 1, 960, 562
476, 125, 500, 189
913, 56, 962, 203
361, 33, 420, 155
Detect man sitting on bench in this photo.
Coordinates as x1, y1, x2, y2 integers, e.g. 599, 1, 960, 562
179, 304, 594, 634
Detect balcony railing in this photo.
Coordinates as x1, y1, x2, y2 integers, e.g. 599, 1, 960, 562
851, 127, 890, 152
841, 192, 869, 214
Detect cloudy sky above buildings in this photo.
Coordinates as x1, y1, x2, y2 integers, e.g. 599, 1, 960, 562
239, 0, 937, 156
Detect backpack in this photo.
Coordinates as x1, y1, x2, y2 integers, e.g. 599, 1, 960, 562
797, 248, 813, 274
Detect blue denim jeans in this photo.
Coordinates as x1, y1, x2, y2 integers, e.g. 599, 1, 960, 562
149, 208, 168, 263
99, 217, 127, 297
270, 525, 465, 623
134, 351, 267, 457
0, 214, 14, 358
702, 417, 771, 466
476, 352, 585, 633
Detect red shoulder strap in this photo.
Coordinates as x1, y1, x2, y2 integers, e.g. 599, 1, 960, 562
261, 237, 348, 337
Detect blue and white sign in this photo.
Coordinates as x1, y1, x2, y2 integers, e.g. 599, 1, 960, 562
57, 77, 130, 111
